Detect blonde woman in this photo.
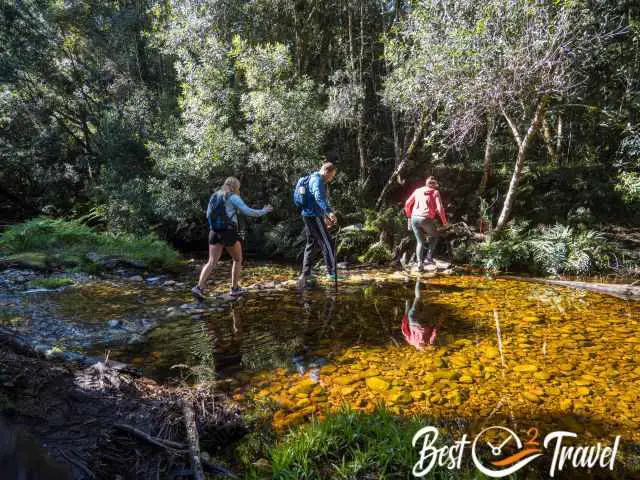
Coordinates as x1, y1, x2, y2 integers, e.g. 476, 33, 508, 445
192, 177, 272, 299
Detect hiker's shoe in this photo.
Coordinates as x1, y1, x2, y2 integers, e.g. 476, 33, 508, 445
423, 259, 437, 271
433, 258, 451, 269
297, 275, 317, 289
191, 285, 206, 301
325, 273, 345, 281
229, 287, 247, 297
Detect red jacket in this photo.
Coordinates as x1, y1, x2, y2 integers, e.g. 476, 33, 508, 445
401, 314, 438, 350
404, 187, 447, 224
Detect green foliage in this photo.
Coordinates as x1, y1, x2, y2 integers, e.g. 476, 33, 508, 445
0, 217, 179, 272
266, 408, 420, 479
1, 0, 638, 252
529, 225, 615, 276
358, 241, 393, 265
336, 228, 378, 262
470, 220, 533, 273
470, 220, 618, 276
28, 277, 75, 289
336, 208, 407, 264
615, 171, 640, 204
244, 408, 486, 480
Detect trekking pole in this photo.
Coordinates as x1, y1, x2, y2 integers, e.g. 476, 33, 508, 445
334, 227, 338, 293
333, 223, 340, 294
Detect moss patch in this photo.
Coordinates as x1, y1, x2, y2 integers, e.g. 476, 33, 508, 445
28, 277, 75, 289
0, 217, 180, 273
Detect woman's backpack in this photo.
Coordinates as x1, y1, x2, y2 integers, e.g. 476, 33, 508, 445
207, 191, 235, 231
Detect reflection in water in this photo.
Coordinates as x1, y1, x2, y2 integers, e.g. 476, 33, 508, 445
96, 274, 640, 445
401, 278, 440, 350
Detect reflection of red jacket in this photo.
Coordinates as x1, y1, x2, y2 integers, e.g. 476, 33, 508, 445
404, 187, 447, 225
401, 314, 438, 350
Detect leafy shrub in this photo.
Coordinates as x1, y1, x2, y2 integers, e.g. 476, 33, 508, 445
336, 208, 408, 264
529, 224, 615, 276
469, 220, 532, 272
470, 220, 618, 275
358, 241, 393, 265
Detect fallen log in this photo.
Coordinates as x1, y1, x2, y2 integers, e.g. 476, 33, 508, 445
500, 276, 640, 300
181, 399, 205, 480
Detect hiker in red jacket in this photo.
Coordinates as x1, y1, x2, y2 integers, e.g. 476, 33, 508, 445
404, 176, 447, 272
401, 278, 439, 350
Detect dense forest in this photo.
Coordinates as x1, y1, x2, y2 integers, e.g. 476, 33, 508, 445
2, 0, 639, 272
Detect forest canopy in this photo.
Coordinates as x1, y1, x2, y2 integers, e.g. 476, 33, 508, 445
1, 0, 639, 258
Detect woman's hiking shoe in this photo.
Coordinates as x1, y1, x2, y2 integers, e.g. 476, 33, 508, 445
230, 287, 247, 297
191, 285, 206, 301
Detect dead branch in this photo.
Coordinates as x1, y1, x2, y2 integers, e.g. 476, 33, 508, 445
113, 424, 187, 451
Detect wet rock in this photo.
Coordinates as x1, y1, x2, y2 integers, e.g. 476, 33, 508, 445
386, 392, 412, 405
128, 275, 144, 282
334, 375, 361, 386
34, 344, 49, 355
166, 307, 185, 319
128, 334, 143, 345
513, 364, 538, 373
365, 377, 390, 392
523, 392, 541, 403
107, 320, 121, 328
23, 288, 54, 294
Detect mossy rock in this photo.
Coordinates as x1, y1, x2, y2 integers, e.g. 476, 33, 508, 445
0, 252, 50, 271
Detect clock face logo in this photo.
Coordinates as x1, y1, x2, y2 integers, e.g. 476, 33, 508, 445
472, 427, 543, 478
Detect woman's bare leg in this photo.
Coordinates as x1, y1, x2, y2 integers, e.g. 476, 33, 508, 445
198, 243, 224, 289
226, 241, 243, 289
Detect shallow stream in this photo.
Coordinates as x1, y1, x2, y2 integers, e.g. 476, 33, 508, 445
3, 266, 640, 447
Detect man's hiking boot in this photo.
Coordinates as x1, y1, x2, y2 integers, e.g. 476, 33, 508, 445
191, 285, 206, 301
325, 273, 345, 281
297, 275, 317, 289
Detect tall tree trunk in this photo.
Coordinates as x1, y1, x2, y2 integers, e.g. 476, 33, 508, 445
478, 116, 495, 195
356, 0, 367, 186
556, 114, 563, 167
494, 98, 548, 233
375, 111, 426, 210
542, 117, 557, 164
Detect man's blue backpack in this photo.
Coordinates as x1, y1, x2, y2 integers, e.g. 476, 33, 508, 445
207, 191, 234, 231
293, 175, 312, 210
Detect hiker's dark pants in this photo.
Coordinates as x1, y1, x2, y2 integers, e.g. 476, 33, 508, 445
302, 216, 336, 276
411, 216, 438, 263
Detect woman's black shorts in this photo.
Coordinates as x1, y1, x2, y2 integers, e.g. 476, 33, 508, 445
209, 229, 240, 247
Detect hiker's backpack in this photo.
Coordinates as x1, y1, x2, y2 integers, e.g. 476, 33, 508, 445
207, 191, 235, 231
293, 175, 312, 210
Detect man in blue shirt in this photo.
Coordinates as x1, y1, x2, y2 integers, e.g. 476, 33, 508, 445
297, 162, 340, 288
